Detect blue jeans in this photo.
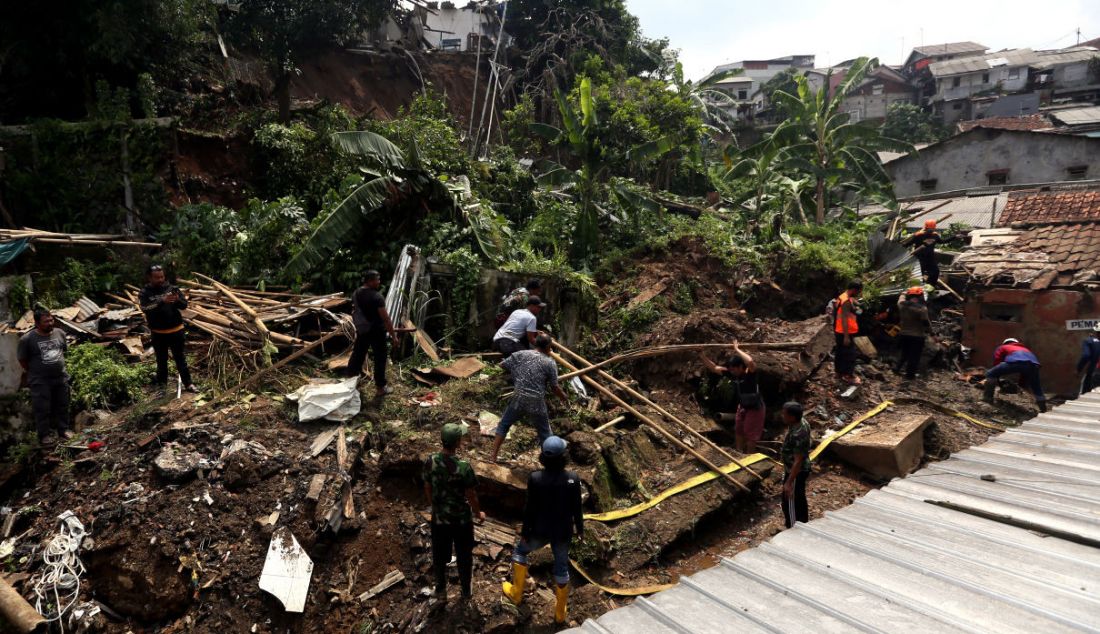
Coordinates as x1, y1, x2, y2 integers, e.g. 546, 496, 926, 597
512, 536, 570, 585
496, 400, 552, 444
987, 361, 1045, 402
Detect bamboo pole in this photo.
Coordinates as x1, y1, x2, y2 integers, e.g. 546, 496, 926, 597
30, 237, 161, 248
593, 415, 627, 433
0, 575, 45, 633
937, 278, 965, 302
558, 342, 807, 381
549, 351, 752, 494
222, 327, 346, 397
554, 342, 763, 482
194, 273, 272, 346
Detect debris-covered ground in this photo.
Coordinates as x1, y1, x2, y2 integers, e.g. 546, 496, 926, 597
0, 239, 1041, 633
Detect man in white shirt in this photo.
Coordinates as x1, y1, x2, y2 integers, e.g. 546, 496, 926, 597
492, 296, 545, 358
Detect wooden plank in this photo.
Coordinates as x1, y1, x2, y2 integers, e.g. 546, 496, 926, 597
405, 319, 440, 362
306, 474, 327, 502
357, 570, 405, 602
626, 280, 668, 309
308, 429, 339, 458
335, 426, 348, 472
430, 357, 484, 380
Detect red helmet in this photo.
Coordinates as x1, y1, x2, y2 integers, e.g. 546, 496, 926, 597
924, 219, 937, 230
906, 286, 924, 296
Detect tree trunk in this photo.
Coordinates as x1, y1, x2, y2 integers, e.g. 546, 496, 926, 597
815, 177, 826, 224
276, 71, 291, 122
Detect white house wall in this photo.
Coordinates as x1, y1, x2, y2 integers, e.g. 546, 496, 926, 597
422, 7, 492, 51
936, 65, 1030, 101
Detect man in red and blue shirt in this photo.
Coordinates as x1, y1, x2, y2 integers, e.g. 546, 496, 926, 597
984, 338, 1046, 412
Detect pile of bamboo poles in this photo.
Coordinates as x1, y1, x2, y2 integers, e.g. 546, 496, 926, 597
552, 341, 770, 494
0, 227, 161, 248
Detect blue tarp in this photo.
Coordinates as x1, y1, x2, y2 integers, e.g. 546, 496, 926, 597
0, 239, 30, 267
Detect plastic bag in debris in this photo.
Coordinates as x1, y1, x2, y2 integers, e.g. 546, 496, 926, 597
287, 377, 361, 422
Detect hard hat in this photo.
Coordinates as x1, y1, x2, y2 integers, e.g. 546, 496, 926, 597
441, 423, 467, 448
1002, 338, 1020, 345
906, 286, 924, 296
1093, 323, 1100, 332
541, 435, 567, 457
924, 219, 937, 230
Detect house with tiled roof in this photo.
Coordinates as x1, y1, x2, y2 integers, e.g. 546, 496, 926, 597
956, 114, 1053, 133
954, 183, 1100, 395
886, 128, 1100, 197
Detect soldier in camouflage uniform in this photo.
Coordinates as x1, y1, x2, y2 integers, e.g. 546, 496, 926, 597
423, 423, 484, 601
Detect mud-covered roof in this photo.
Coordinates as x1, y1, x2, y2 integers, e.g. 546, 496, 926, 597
957, 114, 1053, 133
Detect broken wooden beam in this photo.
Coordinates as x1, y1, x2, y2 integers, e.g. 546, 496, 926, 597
558, 341, 808, 381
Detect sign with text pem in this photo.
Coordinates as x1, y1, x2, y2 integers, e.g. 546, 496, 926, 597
1067, 319, 1100, 331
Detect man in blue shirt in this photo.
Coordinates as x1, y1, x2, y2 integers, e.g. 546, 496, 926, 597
1077, 325, 1100, 395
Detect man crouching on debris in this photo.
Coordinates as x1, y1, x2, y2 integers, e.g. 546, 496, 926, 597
699, 342, 764, 453
140, 265, 197, 395
503, 435, 583, 624
780, 401, 811, 528
423, 423, 484, 603
18, 308, 72, 444
984, 338, 1047, 412
489, 333, 568, 463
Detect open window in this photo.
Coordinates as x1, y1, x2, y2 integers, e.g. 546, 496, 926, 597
1068, 165, 1088, 181
919, 179, 938, 194
979, 303, 1022, 322
987, 169, 1009, 186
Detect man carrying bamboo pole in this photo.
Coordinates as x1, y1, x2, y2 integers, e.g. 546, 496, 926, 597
346, 270, 401, 397
489, 333, 568, 463
698, 342, 764, 453
140, 265, 197, 395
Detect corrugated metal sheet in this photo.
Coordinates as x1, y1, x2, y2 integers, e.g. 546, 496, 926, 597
914, 41, 987, 57
566, 394, 1100, 634
903, 193, 1007, 230
930, 49, 1037, 77
1032, 48, 1100, 70
1051, 106, 1100, 127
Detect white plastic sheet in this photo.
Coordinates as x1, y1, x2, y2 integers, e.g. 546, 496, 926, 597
258, 528, 313, 612
287, 377, 361, 422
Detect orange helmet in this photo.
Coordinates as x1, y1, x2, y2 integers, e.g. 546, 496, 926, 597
906, 286, 924, 296
924, 219, 937, 230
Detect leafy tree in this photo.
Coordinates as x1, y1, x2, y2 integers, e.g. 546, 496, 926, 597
768, 57, 912, 224
882, 102, 949, 144
225, 0, 394, 121
758, 67, 801, 108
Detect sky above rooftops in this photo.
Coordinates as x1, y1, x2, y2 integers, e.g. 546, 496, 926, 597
625, 0, 1100, 80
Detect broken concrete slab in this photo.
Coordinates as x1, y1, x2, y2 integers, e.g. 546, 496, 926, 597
259, 528, 313, 613
153, 444, 209, 482
830, 414, 933, 479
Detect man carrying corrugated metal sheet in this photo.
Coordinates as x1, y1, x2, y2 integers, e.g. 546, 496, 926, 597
984, 338, 1046, 412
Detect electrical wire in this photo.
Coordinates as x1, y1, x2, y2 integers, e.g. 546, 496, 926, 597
33, 512, 86, 633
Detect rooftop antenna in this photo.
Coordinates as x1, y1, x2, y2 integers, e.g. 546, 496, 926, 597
1077, 27, 1081, 45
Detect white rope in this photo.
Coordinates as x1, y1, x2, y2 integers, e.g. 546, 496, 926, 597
33, 511, 86, 633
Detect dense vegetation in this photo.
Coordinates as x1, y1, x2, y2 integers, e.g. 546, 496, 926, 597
1, 1, 904, 311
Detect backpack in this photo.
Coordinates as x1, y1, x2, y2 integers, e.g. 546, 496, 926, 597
824, 297, 839, 325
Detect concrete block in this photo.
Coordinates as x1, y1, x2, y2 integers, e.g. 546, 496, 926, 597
830, 415, 932, 479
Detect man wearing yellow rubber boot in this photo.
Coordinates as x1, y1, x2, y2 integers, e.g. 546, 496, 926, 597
502, 435, 583, 623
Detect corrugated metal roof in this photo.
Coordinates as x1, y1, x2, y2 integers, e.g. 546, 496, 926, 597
1032, 48, 1100, 69
565, 393, 1100, 634
914, 41, 987, 56
900, 193, 1008, 230
930, 49, 1037, 77
1050, 106, 1100, 127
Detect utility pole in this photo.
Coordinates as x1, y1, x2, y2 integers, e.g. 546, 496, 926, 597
1077, 27, 1081, 46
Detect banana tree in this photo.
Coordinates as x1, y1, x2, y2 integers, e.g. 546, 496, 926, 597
530, 76, 676, 265
283, 130, 506, 279
768, 57, 913, 224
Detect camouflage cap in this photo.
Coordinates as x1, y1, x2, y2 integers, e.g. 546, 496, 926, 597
441, 423, 467, 448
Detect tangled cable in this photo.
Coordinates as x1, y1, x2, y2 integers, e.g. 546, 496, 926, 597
33, 511, 86, 632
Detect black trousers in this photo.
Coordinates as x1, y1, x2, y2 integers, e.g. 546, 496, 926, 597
431, 521, 474, 597
918, 254, 940, 286
895, 334, 925, 379
30, 383, 70, 440
834, 333, 857, 376
346, 328, 387, 387
492, 337, 525, 359
1084, 366, 1097, 394
152, 330, 192, 387
782, 470, 809, 528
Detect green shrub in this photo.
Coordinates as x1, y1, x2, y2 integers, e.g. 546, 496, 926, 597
67, 344, 153, 410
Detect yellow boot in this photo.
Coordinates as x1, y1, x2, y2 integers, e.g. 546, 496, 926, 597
501, 562, 528, 605
554, 583, 570, 623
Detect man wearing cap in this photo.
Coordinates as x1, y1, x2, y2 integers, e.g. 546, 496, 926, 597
1077, 325, 1100, 395
423, 423, 484, 602
490, 333, 568, 462
894, 286, 932, 380
492, 296, 545, 359
985, 338, 1046, 412
903, 220, 942, 286
346, 270, 400, 397
780, 401, 811, 528
502, 435, 583, 624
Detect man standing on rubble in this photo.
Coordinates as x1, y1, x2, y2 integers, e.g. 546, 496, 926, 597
346, 270, 400, 397
903, 219, 942, 287
894, 287, 932, 381
140, 265, 197, 395
984, 338, 1046, 412
833, 280, 863, 385
489, 333, 568, 463
699, 342, 764, 453
492, 296, 546, 358
502, 435, 583, 624
780, 401, 811, 528
1077, 324, 1100, 395
423, 423, 484, 603
18, 308, 72, 444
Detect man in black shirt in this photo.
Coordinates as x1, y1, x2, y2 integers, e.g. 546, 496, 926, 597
903, 220, 942, 286
1077, 324, 1100, 395
502, 436, 583, 624
346, 270, 400, 396
139, 265, 196, 394
780, 401, 811, 528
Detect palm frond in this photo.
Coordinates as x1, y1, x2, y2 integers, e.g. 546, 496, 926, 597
331, 131, 406, 170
